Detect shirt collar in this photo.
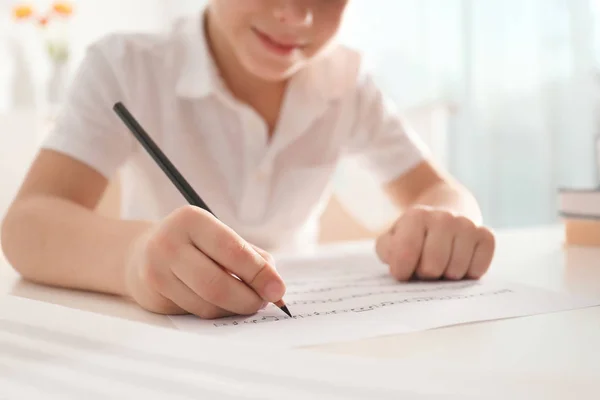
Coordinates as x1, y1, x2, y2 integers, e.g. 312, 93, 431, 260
175, 11, 352, 102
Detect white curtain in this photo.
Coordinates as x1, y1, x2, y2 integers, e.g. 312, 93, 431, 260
335, 0, 600, 228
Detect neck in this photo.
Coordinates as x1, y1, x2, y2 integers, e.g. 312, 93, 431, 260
204, 9, 286, 108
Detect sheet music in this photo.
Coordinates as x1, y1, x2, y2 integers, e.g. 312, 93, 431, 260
170, 251, 600, 348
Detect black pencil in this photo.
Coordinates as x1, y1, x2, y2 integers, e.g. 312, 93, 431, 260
112, 101, 291, 318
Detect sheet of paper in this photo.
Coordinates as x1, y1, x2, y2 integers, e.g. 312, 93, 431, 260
170, 251, 600, 348
0, 295, 489, 400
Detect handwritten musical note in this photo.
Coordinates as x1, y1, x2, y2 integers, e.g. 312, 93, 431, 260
170, 251, 599, 348
212, 290, 513, 327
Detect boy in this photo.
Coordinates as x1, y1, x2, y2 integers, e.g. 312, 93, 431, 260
1, 0, 495, 319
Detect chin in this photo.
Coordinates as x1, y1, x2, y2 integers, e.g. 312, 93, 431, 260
249, 67, 296, 82
242, 55, 308, 82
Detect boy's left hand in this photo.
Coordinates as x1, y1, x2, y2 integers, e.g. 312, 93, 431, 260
375, 206, 495, 281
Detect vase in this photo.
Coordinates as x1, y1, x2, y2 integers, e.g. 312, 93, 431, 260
46, 60, 68, 111
5, 36, 36, 111
37, 60, 69, 145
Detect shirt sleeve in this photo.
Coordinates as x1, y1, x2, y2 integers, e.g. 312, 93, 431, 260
41, 38, 135, 180
346, 71, 432, 185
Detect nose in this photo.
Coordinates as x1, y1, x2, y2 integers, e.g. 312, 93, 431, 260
272, 0, 313, 27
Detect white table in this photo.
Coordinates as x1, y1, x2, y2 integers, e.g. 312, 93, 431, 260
2, 111, 600, 395
2, 226, 600, 377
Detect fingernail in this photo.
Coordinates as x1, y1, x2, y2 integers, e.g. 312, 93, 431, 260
264, 280, 285, 303
260, 302, 269, 310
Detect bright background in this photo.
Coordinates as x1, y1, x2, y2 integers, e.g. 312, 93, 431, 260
2, 0, 600, 230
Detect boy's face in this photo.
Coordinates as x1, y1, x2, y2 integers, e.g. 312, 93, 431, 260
208, 0, 349, 81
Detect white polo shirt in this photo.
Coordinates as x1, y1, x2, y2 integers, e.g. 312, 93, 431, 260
42, 11, 429, 252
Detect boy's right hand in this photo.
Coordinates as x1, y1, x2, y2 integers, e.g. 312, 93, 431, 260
124, 206, 286, 319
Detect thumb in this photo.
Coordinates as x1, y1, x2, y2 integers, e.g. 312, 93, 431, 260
375, 225, 395, 264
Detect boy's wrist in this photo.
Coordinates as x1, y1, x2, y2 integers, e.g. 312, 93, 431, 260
120, 222, 155, 299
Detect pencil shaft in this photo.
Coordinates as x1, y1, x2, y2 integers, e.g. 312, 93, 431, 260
113, 102, 215, 216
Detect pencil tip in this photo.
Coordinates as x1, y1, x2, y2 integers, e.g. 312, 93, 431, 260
280, 305, 292, 318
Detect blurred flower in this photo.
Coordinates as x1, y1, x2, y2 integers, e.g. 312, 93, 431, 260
52, 2, 73, 17
38, 16, 49, 27
12, 4, 34, 20
11, 2, 75, 25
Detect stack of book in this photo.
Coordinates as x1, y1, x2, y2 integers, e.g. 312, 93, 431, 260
558, 188, 600, 246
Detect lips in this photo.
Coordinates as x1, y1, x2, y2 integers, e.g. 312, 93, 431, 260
252, 27, 305, 56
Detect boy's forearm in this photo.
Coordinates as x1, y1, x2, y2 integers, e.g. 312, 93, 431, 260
411, 181, 483, 225
1, 196, 153, 297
